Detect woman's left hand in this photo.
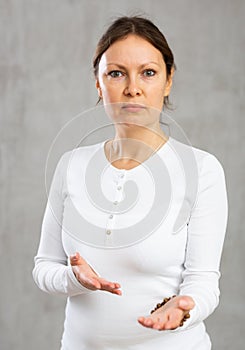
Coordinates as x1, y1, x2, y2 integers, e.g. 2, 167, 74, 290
137, 295, 195, 331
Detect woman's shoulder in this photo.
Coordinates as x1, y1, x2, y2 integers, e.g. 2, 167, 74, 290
168, 136, 226, 175
53, 141, 105, 178
59, 140, 104, 163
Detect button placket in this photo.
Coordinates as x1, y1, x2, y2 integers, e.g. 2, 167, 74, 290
104, 193, 117, 239
104, 170, 126, 240
104, 228, 114, 247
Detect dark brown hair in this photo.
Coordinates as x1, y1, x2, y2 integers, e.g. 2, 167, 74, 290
93, 16, 176, 108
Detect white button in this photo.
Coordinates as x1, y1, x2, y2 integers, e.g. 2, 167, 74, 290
106, 229, 111, 235
113, 200, 118, 205
117, 186, 122, 190
109, 214, 114, 219
120, 173, 124, 178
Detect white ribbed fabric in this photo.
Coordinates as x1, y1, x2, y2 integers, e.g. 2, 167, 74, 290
33, 136, 228, 350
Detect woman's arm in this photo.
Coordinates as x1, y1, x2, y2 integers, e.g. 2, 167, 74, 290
178, 153, 228, 329
32, 153, 91, 296
138, 152, 228, 330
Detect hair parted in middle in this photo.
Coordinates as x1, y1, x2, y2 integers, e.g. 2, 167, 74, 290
93, 15, 176, 108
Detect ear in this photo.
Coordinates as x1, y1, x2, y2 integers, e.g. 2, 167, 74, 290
164, 67, 174, 97
95, 79, 102, 98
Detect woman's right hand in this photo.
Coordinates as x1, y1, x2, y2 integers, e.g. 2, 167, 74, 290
70, 252, 122, 295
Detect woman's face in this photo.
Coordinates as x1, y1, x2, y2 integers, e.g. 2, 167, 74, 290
96, 34, 173, 126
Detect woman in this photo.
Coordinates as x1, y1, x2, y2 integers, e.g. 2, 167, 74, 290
33, 16, 228, 349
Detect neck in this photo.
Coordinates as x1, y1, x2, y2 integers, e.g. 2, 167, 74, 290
110, 123, 168, 165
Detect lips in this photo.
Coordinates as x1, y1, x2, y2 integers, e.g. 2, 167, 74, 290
121, 103, 146, 112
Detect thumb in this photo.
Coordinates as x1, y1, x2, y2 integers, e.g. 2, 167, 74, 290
178, 296, 195, 310
70, 252, 86, 265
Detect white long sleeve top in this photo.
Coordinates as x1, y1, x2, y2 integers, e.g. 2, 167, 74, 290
32, 136, 228, 350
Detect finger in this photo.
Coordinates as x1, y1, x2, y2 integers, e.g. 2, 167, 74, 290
94, 277, 121, 294
138, 317, 163, 331
152, 323, 163, 330
143, 318, 154, 327
98, 278, 119, 290
137, 316, 145, 324
152, 317, 164, 330
138, 317, 155, 329
139, 307, 170, 330
113, 282, 121, 288
137, 316, 157, 327
110, 289, 122, 296
102, 284, 122, 294
138, 317, 154, 328
99, 286, 122, 295
75, 274, 102, 290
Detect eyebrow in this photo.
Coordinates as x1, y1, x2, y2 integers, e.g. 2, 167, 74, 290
106, 62, 160, 69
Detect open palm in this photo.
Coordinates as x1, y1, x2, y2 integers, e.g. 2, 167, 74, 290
70, 252, 122, 295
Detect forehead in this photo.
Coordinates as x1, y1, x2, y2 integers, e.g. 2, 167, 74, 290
100, 34, 164, 66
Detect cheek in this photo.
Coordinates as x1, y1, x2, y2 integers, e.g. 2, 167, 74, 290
150, 87, 165, 106
101, 84, 122, 102
148, 79, 165, 97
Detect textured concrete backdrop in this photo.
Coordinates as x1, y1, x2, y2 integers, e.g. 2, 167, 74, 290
1, 0, 244, 349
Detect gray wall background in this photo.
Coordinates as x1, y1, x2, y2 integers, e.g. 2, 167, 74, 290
1, 0, 244, 349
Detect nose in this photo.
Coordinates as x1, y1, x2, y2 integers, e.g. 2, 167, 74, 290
124, 77, 142, 97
